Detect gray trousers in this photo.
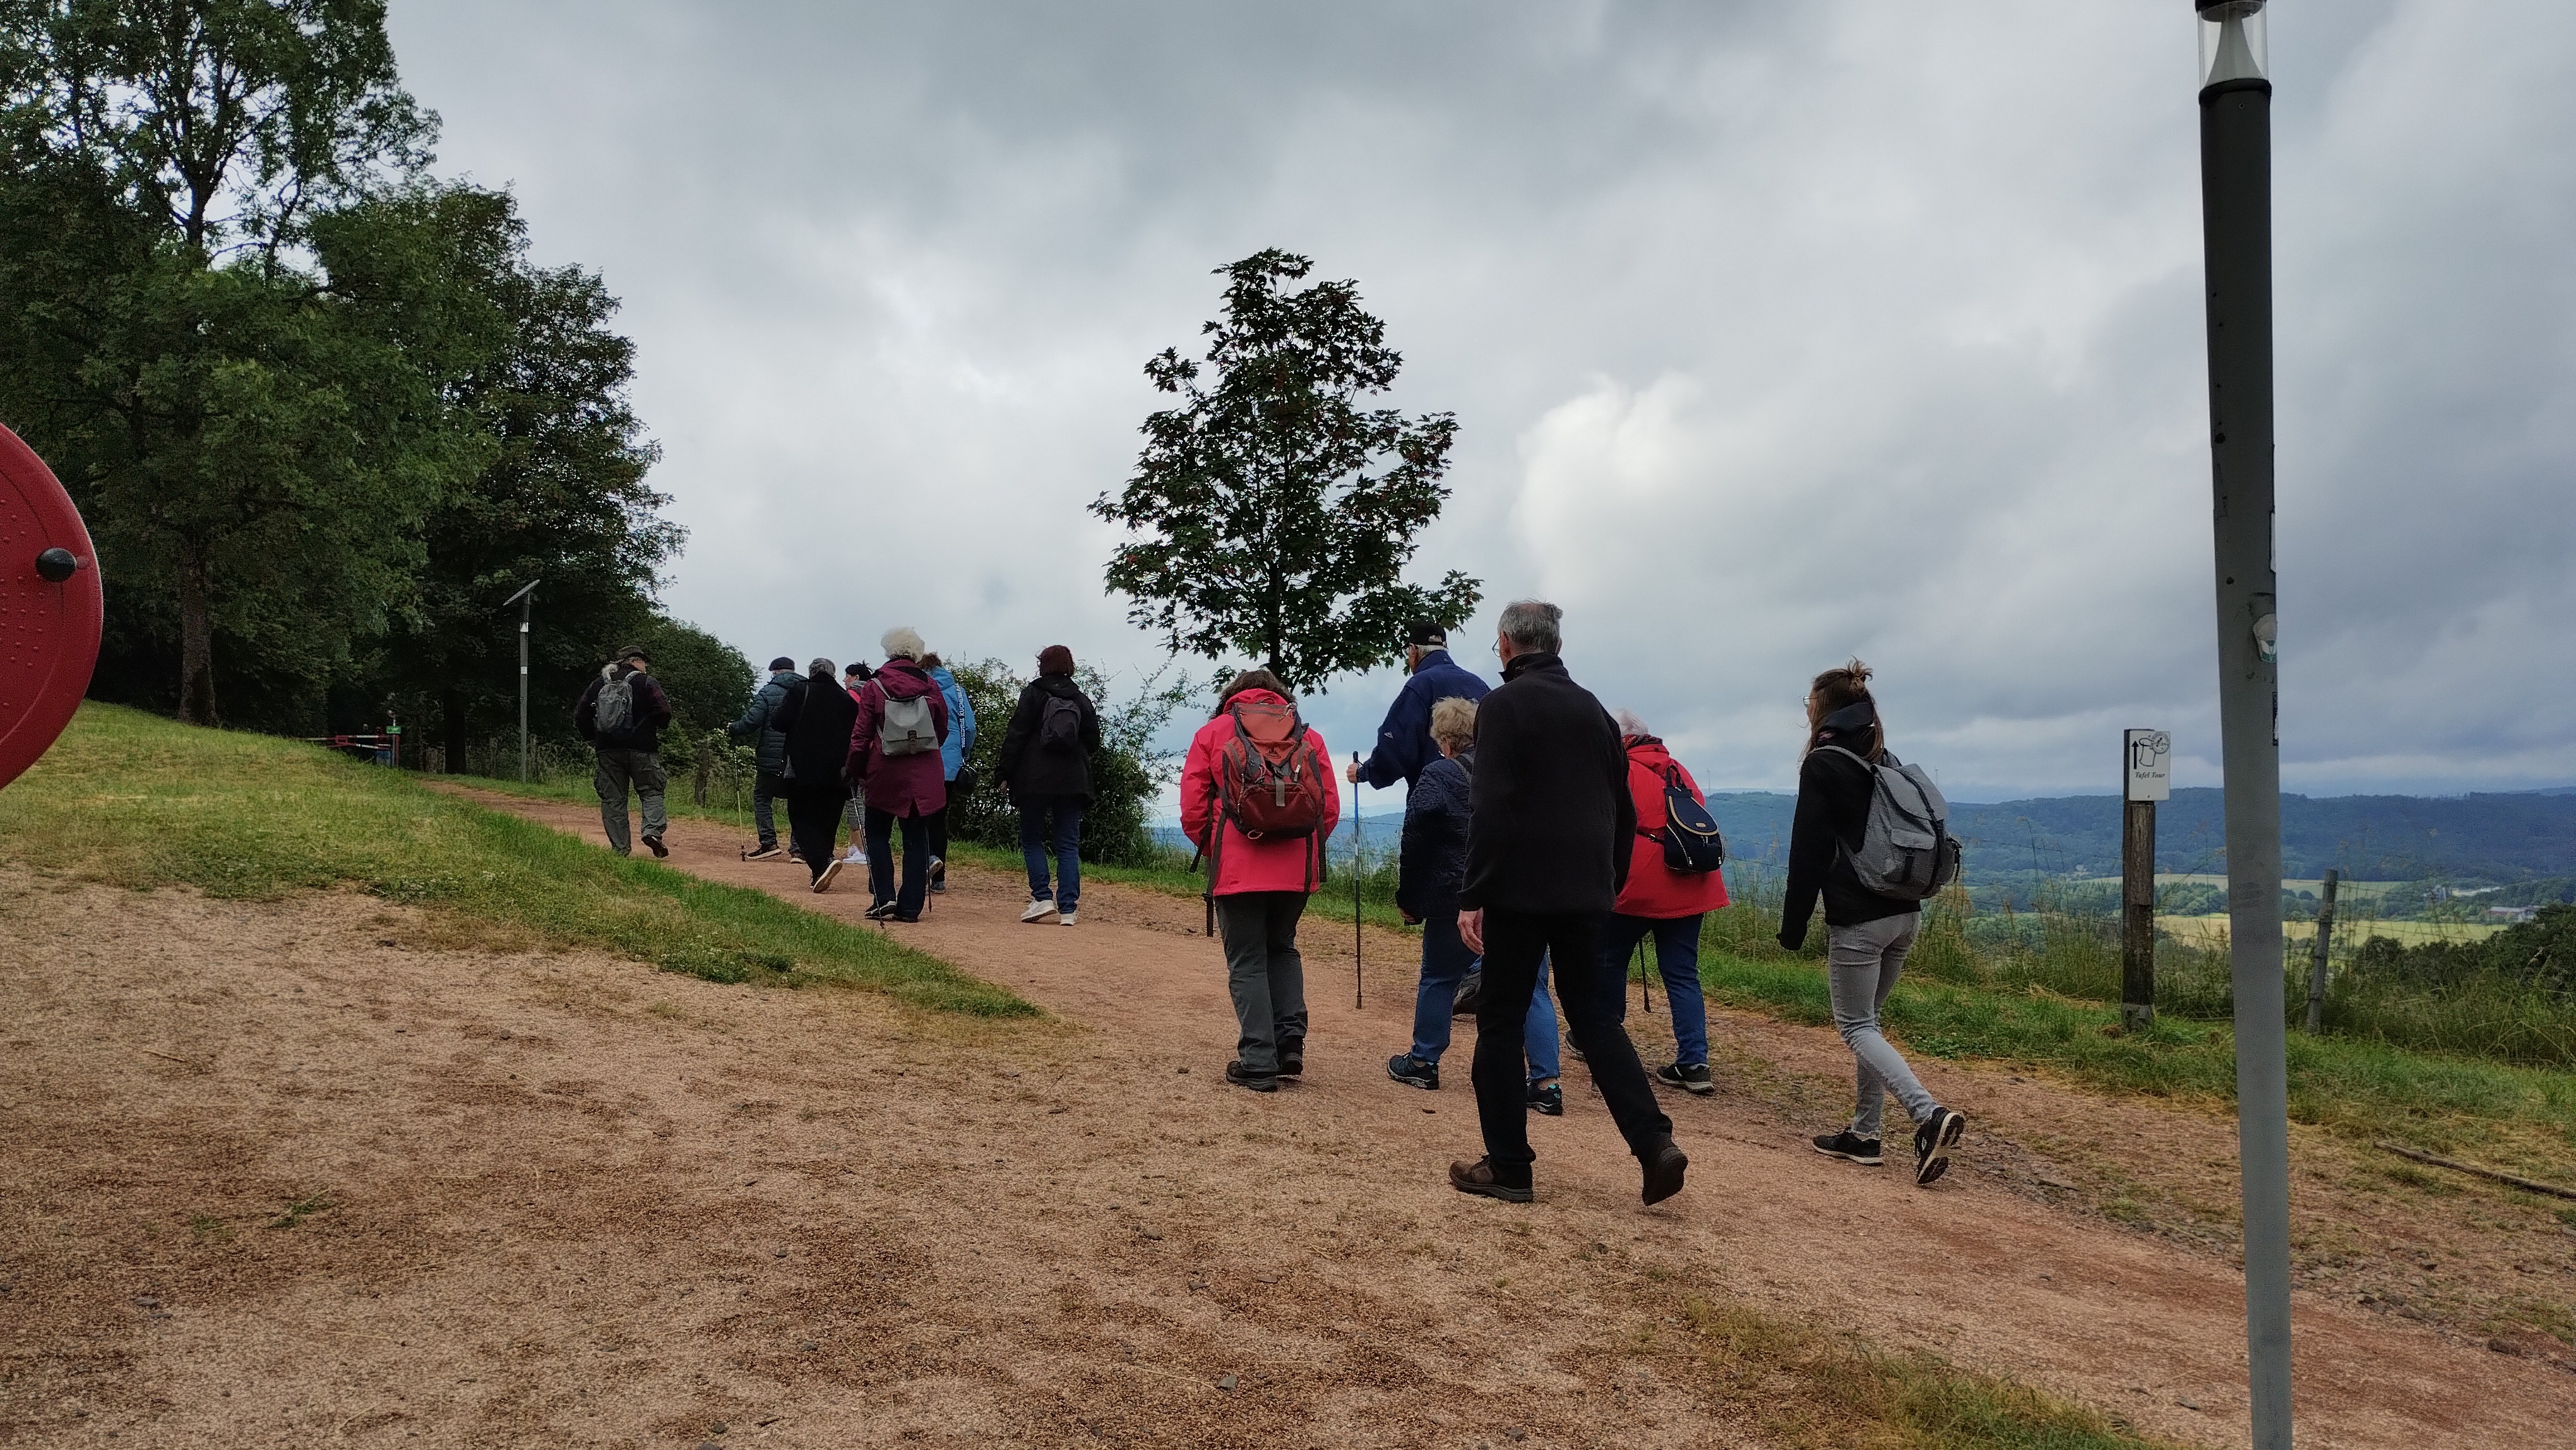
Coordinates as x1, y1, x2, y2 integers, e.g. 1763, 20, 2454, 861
594, 748, 668, 855
1827, 912, 1940, 1138
842, 787, 868, 853
1216, 892, 1309, 1076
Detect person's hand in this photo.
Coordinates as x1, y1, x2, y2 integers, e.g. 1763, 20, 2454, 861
1400, 909, 1421, 927
1344, 759, 1361, 784
1459, 908, 1485, 954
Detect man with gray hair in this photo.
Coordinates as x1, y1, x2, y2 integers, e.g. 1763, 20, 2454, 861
1449, 600, 1689, 1206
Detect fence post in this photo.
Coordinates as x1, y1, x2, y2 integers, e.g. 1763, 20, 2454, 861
2121, 728, 2171, 1031
2305, 867, 2339, 1033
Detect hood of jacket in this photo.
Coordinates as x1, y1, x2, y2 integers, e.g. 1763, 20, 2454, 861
1033, 673, 1087, 702
926, 665, 958, 690
1500, 650, 1563, 683
876, 659, 935, 700
1625, 734, 1676, 773
1816, 699, 1879, 753
1218, 686, 1291, 716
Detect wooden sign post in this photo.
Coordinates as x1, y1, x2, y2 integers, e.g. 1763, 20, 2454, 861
2305, 868, 2340, 1033
2121, 728, 2171, 1031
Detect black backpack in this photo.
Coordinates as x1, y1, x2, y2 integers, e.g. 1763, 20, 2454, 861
1039, 693, 1084, 753
1643, 764, 1727, 874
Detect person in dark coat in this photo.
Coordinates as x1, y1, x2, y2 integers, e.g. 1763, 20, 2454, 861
1781, 659, 1966, 1187
846, 627, 950, 921
769, 659, 859, 891
1386, 695, 1561, 1108
726, 656, 799, 859
1347, 620, 1489, 791
1448, 600, 1686, 1207
993, 644, 1103, 925
573, 644, 674, 858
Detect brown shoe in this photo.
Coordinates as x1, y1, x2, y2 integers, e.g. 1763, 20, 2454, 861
1641, 1139, 1689, 1206
1448, 1156, 1533, 1203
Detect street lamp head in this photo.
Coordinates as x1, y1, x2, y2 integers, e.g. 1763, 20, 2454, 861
2197, 1, 2268, 90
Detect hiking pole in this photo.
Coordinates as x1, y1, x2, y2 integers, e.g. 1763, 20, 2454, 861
1637, 940, 1653, 1015
1351, 752, 1363, 1009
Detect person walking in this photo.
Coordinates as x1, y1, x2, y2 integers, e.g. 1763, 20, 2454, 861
1345, 620, 1489, 792
847, 629, 949, 921
920, 651, 977, 894
993, 645, 1102, 925
1448, 601, 1687, 1206
726, 656, 799, 860
1602, 709, 1731, 1095
838, 661, 874, 868
1179, 669, 1337, 1092
769, 658, 859, 892
1782, 660, 1967, 1186
573, 644, 673, 859
1385, 696, 1566, 1113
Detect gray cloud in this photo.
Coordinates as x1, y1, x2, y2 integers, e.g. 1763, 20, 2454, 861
388, 0, 2576, 801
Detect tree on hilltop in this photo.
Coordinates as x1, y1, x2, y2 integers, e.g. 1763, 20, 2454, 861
1090, 248, 1479, 697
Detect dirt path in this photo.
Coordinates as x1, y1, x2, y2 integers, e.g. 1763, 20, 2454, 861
1, 791, 2567, 1449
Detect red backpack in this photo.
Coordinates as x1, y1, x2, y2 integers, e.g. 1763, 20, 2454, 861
1203, 695, 1329, 908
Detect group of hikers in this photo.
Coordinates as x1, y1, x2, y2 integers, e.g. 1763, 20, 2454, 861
575, 598, 1969, 1207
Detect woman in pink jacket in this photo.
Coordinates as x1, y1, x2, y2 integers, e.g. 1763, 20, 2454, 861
1179, 669, 1339, 1093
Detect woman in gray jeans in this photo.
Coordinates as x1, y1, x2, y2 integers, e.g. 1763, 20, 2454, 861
1776, 660, 1967, 1186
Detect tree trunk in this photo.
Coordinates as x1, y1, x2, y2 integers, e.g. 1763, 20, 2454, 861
176, 542, 219, 726
443, 690, 469, 774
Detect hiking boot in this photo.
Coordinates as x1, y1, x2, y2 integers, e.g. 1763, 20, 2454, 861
1059, 911, 1078, 926
1811, 1130, 1885, 1166
1913, 1108, 1966, 1187
1386, 1054, 1438, 1090
864, 901, 898, 921
643, 833, 668, 858
1527, 1081, 1563, 1116
1640, 1138, 1689, 1205
1448, 1156, 1533, 1204
1277, 1038, 1304, 1077
929, 856, 946, 893
1020, 897, 1057, 924
1225, 1060, 1277, 1093
744, 843, 784, 862
1654, 1062, 1715, 1096
813, 858, 842, 894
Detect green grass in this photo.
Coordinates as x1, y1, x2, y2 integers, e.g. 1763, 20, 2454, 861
0, 705, 1035, 1018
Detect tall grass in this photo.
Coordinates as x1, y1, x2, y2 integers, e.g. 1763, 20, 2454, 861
0, 705, 1035, 1018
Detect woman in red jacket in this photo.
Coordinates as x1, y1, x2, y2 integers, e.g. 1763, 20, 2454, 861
1179, 669, 1339, 1093
1602, 710, 1729, 1094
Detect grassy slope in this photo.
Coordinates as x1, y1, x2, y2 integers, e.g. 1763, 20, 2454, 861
0, 705, 1034, 1018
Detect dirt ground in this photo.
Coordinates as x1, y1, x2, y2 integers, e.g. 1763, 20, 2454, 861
1, 794, 2570, 1449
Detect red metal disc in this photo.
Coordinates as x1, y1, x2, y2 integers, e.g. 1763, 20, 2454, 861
0, 422, 104, 791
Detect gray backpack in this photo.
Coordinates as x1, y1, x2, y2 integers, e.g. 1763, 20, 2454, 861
592, 668, 635, 736
1815, 746, 1962, 900
880, 690, 938, 757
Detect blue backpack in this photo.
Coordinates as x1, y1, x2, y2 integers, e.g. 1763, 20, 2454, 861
1645, 765, 1727, 874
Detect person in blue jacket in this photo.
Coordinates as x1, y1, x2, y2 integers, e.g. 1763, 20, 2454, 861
921, 650, 977, 894
1345, 621, 1489, 791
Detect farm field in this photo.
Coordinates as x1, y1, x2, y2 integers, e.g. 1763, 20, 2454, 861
2159, 914, 2506, 949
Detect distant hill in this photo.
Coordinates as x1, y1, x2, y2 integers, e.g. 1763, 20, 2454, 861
1708, 789, 2576, 884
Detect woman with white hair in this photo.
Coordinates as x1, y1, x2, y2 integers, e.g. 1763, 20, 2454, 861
845, 626, 950, 921
1602, 707, 1730, 1094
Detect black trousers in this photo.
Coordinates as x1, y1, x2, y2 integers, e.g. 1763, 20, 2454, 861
785, 791, 845, 883
1474, 906, 1672, 1185
926, 805, 949, 861
866, 806, 931, 917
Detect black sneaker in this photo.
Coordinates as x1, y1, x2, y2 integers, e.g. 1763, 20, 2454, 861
1386, 1054, 1438, 1090
744, 843, 784, 861
1449, 1156, 1533, 1203
1913, 1108, 1966, 1187
1225, 1060, 1277, 1094
1640, 1139, 1689, 1206
1527, 1081, 1563, 1116
643, 833, 668, 858
1654, 1062, 1715, 1096
864, 901, 898, 921
1277, 1038, 1304, 1077
1811, 1131, 1885, 1166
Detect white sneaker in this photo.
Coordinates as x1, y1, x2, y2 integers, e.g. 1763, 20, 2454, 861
1060, 911, 1078, 926
1020, 897, 1056, 923
842, 850, 866, 865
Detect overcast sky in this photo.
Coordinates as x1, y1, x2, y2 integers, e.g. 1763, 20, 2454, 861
388, 0, 2575, 803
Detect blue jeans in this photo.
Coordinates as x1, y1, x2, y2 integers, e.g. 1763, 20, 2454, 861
1599, 912, 1710, 1067
1018, 796, 1082, 911
1409, 909, 1560, 1083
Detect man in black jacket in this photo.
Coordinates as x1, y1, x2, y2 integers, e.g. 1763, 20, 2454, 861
573, 644, 674, 858
1450, 601, 1687, 1206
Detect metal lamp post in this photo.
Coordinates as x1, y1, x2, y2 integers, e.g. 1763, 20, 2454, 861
2193, 3, 2293, 1446
501, 579, 540, 782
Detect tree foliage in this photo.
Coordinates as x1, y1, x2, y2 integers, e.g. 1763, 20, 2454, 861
945, 658, 1189, 866
1091, 248, 1478, 695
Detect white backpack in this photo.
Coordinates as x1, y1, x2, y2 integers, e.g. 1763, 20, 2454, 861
879, 691, 938, 757
1815, 746, 1963, 900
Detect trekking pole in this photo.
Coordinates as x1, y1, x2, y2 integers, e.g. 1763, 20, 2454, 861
1637, 940, 1654, 1015
1351, 752, 1363, 1010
